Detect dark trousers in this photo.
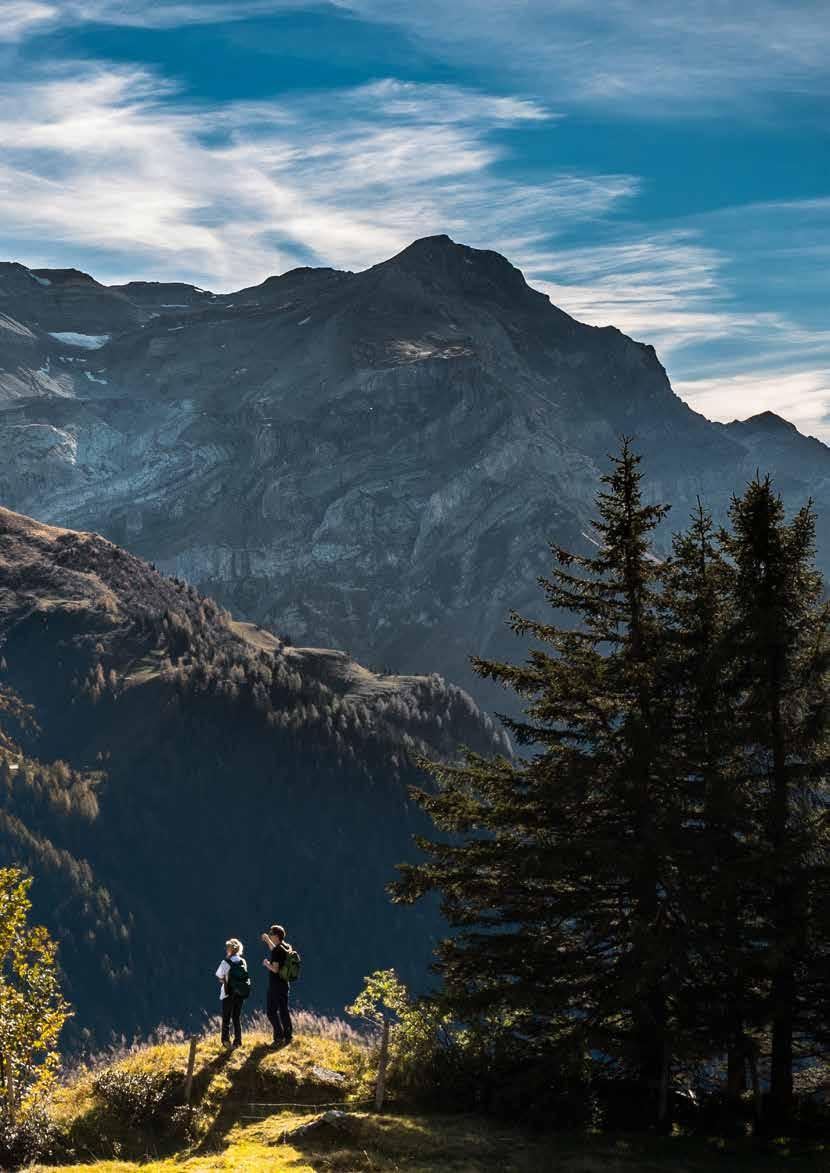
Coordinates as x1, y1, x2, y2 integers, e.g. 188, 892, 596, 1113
221, 993, 243, 1044
266, 981, 292, 1041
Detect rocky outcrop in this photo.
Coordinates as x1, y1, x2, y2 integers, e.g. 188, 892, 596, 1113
1, 235, 828, 706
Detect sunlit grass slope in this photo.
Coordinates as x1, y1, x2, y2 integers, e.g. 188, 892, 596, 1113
32, 1017, 830, 1172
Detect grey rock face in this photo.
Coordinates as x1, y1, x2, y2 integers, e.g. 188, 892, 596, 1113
1, 235, 828, 706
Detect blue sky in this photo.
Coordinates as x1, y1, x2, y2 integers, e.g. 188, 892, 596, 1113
1, 1, 828, 434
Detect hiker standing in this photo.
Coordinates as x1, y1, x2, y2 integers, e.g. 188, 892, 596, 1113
216, 937, 250, 1048
261, 924, 299, 1046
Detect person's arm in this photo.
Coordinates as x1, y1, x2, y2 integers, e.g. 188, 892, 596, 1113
261, 933, 279, 971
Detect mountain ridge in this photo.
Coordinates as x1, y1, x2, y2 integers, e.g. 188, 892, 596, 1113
1, 235, 827, 710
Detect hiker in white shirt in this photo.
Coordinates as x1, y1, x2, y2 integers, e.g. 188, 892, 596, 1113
216, 938, 249, 1048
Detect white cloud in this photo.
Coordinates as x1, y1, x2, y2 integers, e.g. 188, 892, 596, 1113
338, 0, 830, 115
10, 3, 829, 116
675, 368, 830, 441
354, 79, 551, 126
516, 223, 830, 370
0, 1, 57, 40
17, 0, 310, 32
528, 232, 745, 355
0, 65, 637, 289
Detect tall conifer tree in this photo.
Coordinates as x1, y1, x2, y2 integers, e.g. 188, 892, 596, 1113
659, 505, 763, 1108
396, 458, 830, 1134
394, 442, 684, 1124
719, 478, 830, 1132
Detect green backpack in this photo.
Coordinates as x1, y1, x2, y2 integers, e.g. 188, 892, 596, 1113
225, 956, 252, 999
281, 946, 301, 983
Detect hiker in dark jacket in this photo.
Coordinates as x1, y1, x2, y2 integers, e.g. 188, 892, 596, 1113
261, 924, 294, 1046
216, 937, 248, 1048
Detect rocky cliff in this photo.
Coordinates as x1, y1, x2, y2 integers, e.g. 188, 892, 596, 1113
1, 236, 828, 705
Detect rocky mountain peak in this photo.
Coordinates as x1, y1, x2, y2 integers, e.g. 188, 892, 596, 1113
1, 236, 829, 717
374, 234, 550, 310
731, 410, 799, 434
722, 410, 829, 468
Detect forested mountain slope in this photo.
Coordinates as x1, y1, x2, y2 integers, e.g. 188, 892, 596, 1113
0, 506, 505, 1042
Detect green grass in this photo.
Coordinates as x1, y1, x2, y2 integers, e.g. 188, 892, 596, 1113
31, 1024, 830, 1173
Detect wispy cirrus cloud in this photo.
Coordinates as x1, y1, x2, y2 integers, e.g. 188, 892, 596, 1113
10, 2, 829, 116
1, 0, 307, 35
524, 230, 829, 361
0, 65, 635, 288
0, 1, 58, 40
528, 233, 728, 356
339, 0, 830, 115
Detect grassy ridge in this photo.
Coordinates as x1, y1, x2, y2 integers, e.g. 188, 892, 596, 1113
28, 1017, 830, 1172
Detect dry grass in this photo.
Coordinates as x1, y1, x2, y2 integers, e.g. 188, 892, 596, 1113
48, 1018, 371, 1164
30, 1029, 830, 1173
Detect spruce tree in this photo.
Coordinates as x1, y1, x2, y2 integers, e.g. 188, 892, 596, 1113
659, 504, 763, 1113
393, 441, 684, 1125
719, 477, 830, 1132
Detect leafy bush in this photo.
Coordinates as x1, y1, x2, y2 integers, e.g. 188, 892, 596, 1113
91, 1065, 180, 1126
0, 1105, 62, 1169
347, 968, 455, 1102
0, 868, 71, 1121
347, 970, 596, 1128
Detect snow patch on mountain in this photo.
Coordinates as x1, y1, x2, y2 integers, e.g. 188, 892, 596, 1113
48, 332, 111, 349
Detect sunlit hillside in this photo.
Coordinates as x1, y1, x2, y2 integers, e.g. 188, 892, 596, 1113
27, 1016, 829, 1173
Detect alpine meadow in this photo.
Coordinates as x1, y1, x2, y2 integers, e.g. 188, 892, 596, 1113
0, 1, 829, 1169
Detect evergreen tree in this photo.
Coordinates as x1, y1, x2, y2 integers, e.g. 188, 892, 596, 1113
719, 477, 830, 1132
393, 441, 685, 1125
659, 504, 763, 1115
396, 457, 830, 1134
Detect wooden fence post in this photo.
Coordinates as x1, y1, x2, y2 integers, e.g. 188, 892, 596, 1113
184, 1038, 198, 1106
374, 1017, 390, 1112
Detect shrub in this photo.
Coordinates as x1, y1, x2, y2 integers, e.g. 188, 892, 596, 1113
346, 970, 596, 1128
0, 1105, 62, 1169
0, 868, 71, 1123
91, 1065, 180, 1127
